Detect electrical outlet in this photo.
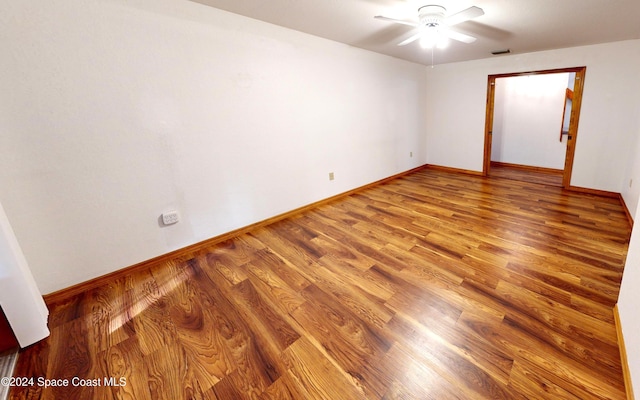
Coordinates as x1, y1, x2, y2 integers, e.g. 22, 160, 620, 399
162, 210, 179, 225
329, 172, 335, 181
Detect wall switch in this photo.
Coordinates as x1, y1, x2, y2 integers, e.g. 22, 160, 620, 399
410, 152, 413, 157
329, 172, 335, 181
162, 210, 179, 225
630, 179, 633, 188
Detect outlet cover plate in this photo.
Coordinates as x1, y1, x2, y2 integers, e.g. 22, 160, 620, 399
162, 211, 179, 225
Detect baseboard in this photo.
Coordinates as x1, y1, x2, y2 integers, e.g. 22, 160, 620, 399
44, 164, 430, 306
562, 187, 632, 229
566, 185, 620, 199
425, 164, 483, 176
614, 304, 635, 400
619, 194, 635, 228
42, 164, 634, 308
489, 162, 627, 204
490, 161, 563, 174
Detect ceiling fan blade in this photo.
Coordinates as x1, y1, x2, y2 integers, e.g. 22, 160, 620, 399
397, 31, 423, 46
443, 29, 477, 44
374, 15, 419, 27
445, 6, 484, 26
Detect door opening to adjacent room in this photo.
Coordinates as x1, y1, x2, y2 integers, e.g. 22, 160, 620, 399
482, 67, 586, 188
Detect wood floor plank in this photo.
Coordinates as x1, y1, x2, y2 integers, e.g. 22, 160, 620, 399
140, 344, 188, 400
458, 310, 626, 399
101, 336, 151, 400
129, 271, 180, 357
291, 284, 394, 398
280, 337, 367, 400
243, 257, 309, 315
310, 257, 395, 329
381, 343, 467, 400
386, 314, 525, 400
507, 358, 594, 400
12, 167, 631, 399
231, 278, 300, 353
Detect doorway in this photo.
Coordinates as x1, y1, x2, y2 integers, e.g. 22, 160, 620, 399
482, 67, 586, 188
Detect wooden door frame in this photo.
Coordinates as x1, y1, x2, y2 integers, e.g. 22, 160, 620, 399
482, 66, 587, 188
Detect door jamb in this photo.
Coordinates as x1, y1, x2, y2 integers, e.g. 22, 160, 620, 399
482, 66, 587, 189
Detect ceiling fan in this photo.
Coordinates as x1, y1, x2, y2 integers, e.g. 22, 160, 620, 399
375, 4, 484, 49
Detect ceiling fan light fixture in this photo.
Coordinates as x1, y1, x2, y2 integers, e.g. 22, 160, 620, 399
419, 29, 438, 49
419, 28, 448, 49
418, 5, 446, 28
375, 4, 482, 48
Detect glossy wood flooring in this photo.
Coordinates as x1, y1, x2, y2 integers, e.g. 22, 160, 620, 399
11, 168, 632, 399
489, 163, 564, 187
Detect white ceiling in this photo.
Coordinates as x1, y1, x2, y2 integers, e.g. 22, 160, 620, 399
189, 0, 640, 66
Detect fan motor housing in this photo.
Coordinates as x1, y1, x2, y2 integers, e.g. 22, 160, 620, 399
418, 5, 446, 27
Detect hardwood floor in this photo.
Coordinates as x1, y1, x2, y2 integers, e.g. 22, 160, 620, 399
489, 162, 564, 187
10, 167, 631, 399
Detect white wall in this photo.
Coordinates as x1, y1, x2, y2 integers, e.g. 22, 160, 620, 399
425, 40, 640, 195
0, 0, 427, 294
491, 74, 569, 169
622, 108, 640, 217
620, 208, 640, 399
618, 107, 640, 398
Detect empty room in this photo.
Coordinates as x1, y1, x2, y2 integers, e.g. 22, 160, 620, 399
2, 0, 640, 399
